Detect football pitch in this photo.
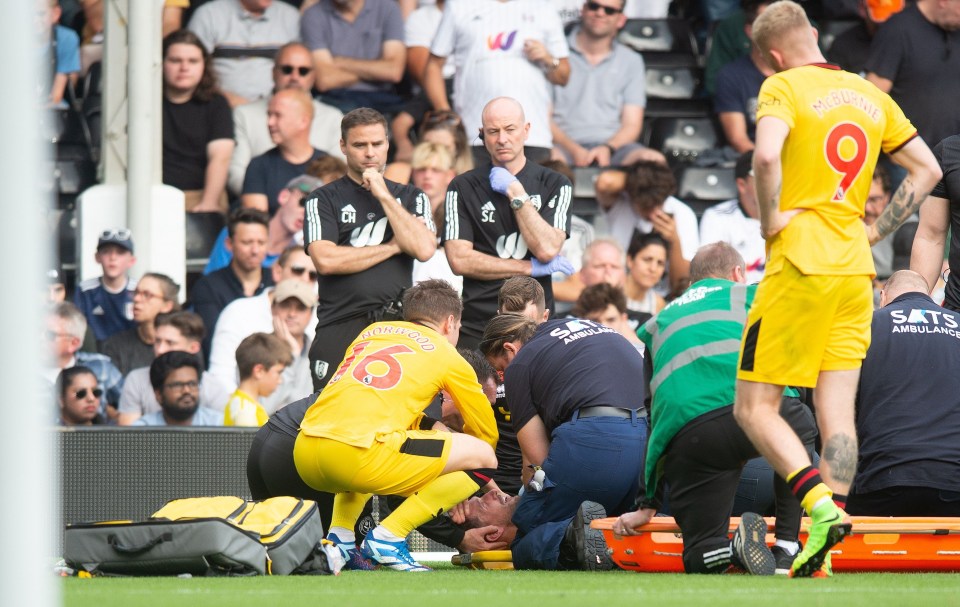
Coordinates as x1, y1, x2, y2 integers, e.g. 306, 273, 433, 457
63, 566, 960, 607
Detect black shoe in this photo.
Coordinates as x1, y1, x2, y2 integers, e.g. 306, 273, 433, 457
560, 501, 614, 571
732, 512, 775, 576
771, 545, 797, 575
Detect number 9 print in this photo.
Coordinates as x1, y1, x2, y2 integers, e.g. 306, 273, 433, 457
824, 122, 868, 202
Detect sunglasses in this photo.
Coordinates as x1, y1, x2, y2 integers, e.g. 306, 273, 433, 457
74, 387, 104, 400
584, 1, 622, 15
279, 65, 312, 76
290, 266, 319, 281
99, 228, 132, 241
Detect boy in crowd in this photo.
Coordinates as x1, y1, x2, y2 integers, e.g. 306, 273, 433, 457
224, 332, 293, 427
74, 229, 137, 347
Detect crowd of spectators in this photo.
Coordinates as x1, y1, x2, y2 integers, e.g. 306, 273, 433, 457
46, 0, 960, 529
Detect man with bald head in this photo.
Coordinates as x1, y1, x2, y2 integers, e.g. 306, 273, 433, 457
229, 43, 345, 197
241, 89, 330, 216
554, 238, 626, 307
847, 270, 960, 517
444, 97, 573, 348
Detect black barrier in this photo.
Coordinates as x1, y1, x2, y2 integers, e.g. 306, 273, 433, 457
56, 427, 449, 555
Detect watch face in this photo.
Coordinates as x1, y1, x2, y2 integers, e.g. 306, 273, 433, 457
511, 197, 524, 209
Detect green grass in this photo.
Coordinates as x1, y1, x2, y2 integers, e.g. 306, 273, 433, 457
63, 566, 960, 607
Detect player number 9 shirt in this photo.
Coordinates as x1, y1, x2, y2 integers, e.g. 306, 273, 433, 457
756, 63, 917, 276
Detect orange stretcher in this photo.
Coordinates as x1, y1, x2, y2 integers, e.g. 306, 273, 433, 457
591, 516, 960, 572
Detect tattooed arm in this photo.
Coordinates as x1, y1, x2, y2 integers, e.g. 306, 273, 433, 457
753, 116, 804, 239
867, 137, 942, 246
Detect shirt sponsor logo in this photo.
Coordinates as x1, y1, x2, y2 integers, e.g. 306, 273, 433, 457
496, 231, 529, 259
487, 30, 518, 51
341, 204, 357, 224
92, 305, 104, 316
481, 201, 496, 223
350, 217, 389, 247
890, 308, 960, 337
548, 319, 617, 344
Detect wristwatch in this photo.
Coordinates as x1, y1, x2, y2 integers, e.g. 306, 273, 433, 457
510, 195, 529, 210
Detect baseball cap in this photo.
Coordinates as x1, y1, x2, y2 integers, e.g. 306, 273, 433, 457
273, 279, 318, 307
735, 150, 754, 180
285, 174, 325, 195
97, 228, 134, 253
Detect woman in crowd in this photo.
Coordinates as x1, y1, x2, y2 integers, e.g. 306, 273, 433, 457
625, 230, 668, 315
57, 366, 109, 426
161, 29, 234, 215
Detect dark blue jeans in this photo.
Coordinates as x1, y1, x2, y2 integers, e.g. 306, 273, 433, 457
511, 413, 647, 570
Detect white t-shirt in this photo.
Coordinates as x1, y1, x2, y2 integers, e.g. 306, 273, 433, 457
600, 195, 700, 296
699, 198, 767, 284
413, 246, 463, 294
207, 289, 317, 392
406, 5, 456, 79
431, 0, 569, 149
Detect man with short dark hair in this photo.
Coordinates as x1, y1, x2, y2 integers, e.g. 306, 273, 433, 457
444, 97, 573, 349
190, 208, 275, 361
295, 279, 498, 571
117, 311, 231, 426
133, 351, 224, 426
205, 175, 325, 275
304, 107, 436, 390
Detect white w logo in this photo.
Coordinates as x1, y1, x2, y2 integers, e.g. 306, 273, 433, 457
496, 232, 528, 259
350, 217, 389, 247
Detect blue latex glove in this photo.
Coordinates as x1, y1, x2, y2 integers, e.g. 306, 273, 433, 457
489, 166, 518, 194
531, 255, 574, 277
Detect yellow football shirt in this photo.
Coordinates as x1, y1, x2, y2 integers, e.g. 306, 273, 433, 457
299, 321, 498, 449
756, 64, 917, 275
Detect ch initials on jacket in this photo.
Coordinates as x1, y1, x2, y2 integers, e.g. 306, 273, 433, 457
496, 232, 528, 260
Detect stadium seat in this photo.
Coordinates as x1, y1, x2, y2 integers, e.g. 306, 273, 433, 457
618, 18, 698, 56
645, 98, 713, 120
675, 165, 738, 216
648, 117, 721, 162
819, 19, 861, 54
572, 166, 603, 199
645, 65, 701, 100
185, 212, 226, 273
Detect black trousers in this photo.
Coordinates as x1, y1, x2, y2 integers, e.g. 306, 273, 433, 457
663, 400, 816, 574
246, 402, 469, 550
308, 316, 371, 391
246, 421, 375, 540
848, 486, 960, 516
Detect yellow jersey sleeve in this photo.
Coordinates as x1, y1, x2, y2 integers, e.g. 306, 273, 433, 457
443, 356, 499, 449
881, 93, 918, 155
756, 73, 797, 130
